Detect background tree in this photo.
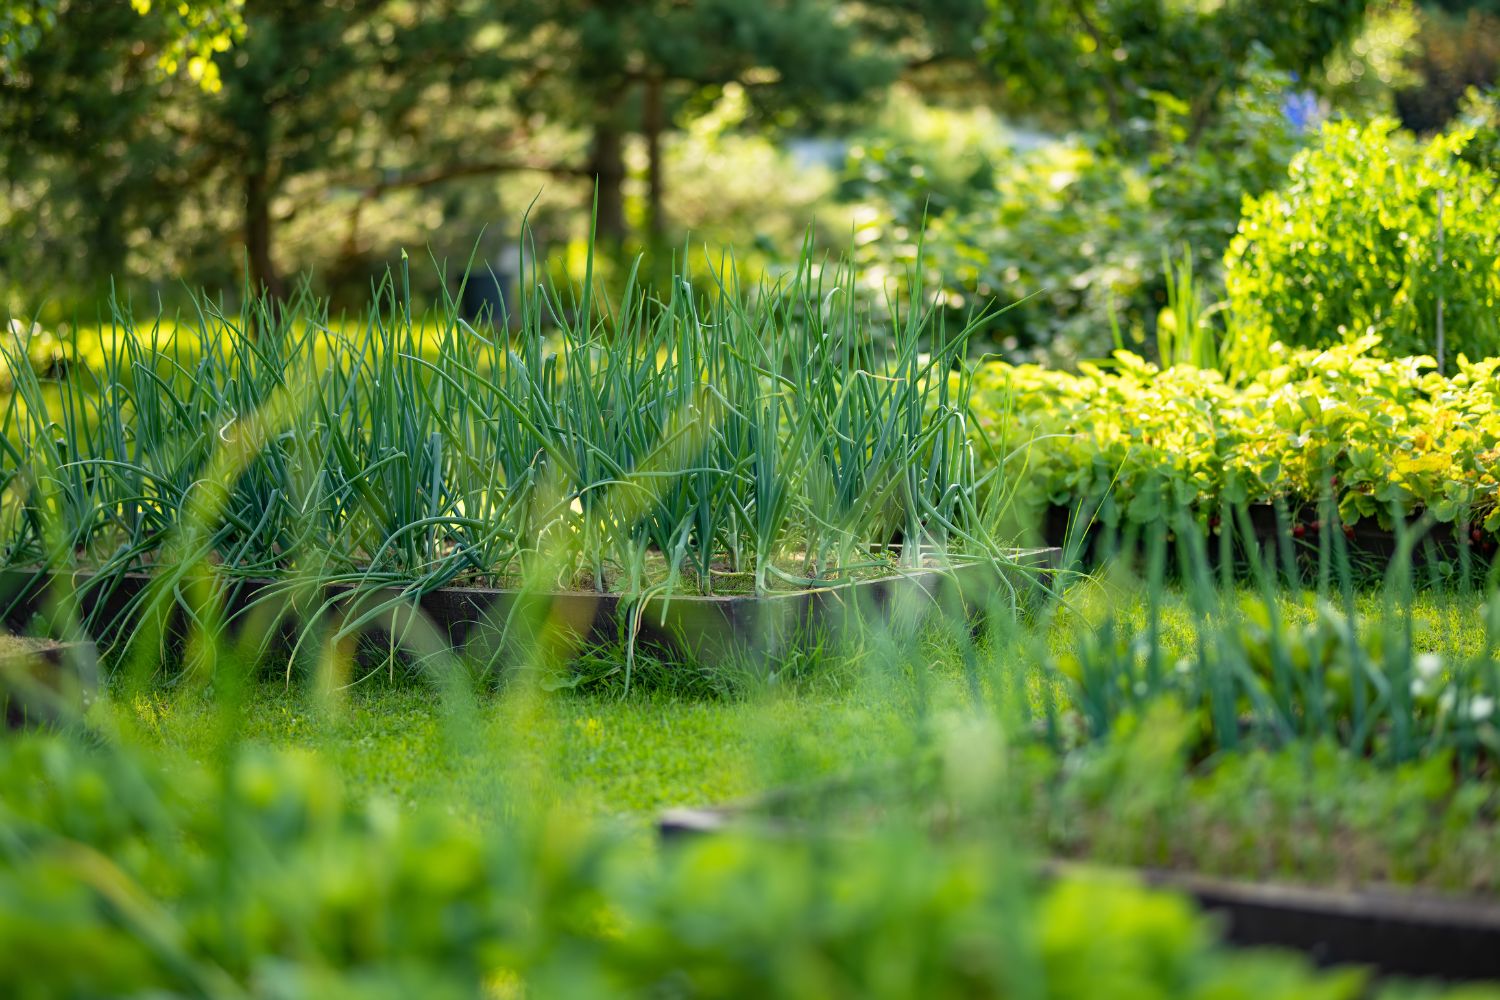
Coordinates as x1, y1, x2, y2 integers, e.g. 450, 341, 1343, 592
983, 0, 1370, 145
1, 0, 244, 87
490, 0, 992, 244
1394, 2, 1500, 131
1, 0, 510, 298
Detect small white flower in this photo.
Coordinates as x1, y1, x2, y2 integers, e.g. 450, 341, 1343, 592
1472, 695, 1496, 723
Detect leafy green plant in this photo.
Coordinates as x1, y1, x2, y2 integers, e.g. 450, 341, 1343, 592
1225, 118, 1500, 363
981, 0, 1366, 141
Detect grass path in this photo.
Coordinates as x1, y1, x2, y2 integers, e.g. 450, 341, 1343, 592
92, 584, 1492, 846
109, 670, 961, 833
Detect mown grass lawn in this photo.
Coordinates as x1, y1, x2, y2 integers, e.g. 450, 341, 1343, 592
101, 583, 1493, 835
109, 667, 947, 830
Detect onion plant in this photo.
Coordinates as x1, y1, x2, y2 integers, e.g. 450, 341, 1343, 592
1031, 501, 1500, 777
0, 239, 1016, 653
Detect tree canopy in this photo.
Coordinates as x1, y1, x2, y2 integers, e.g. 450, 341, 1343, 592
2, 0, 244, 88
0, 0, 1395, 307
983, 0, 1370, 145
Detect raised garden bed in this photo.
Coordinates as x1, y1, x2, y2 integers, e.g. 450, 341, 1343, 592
657, 802, 1500, 981
1042, 502, 1489, 573
0, 634, 97, 727
0, 548, 1059, 666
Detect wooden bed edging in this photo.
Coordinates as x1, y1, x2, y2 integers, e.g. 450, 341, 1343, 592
0, 637, 98, 728
1042, 501, 1489, 570
0, 548, 1059, 665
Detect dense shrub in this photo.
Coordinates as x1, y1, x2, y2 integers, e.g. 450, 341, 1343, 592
843, 67, 1304, 362
1225, 118, 1500, 362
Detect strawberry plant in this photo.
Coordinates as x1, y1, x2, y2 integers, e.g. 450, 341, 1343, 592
972, 338, 1500, 535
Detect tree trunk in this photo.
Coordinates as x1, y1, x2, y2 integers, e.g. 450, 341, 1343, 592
245, 167, 285, 302
588, 117, 628, 244
643, 75, 666, 242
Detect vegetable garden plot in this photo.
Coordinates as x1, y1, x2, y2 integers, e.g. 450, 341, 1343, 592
1, 252, 1040, 673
